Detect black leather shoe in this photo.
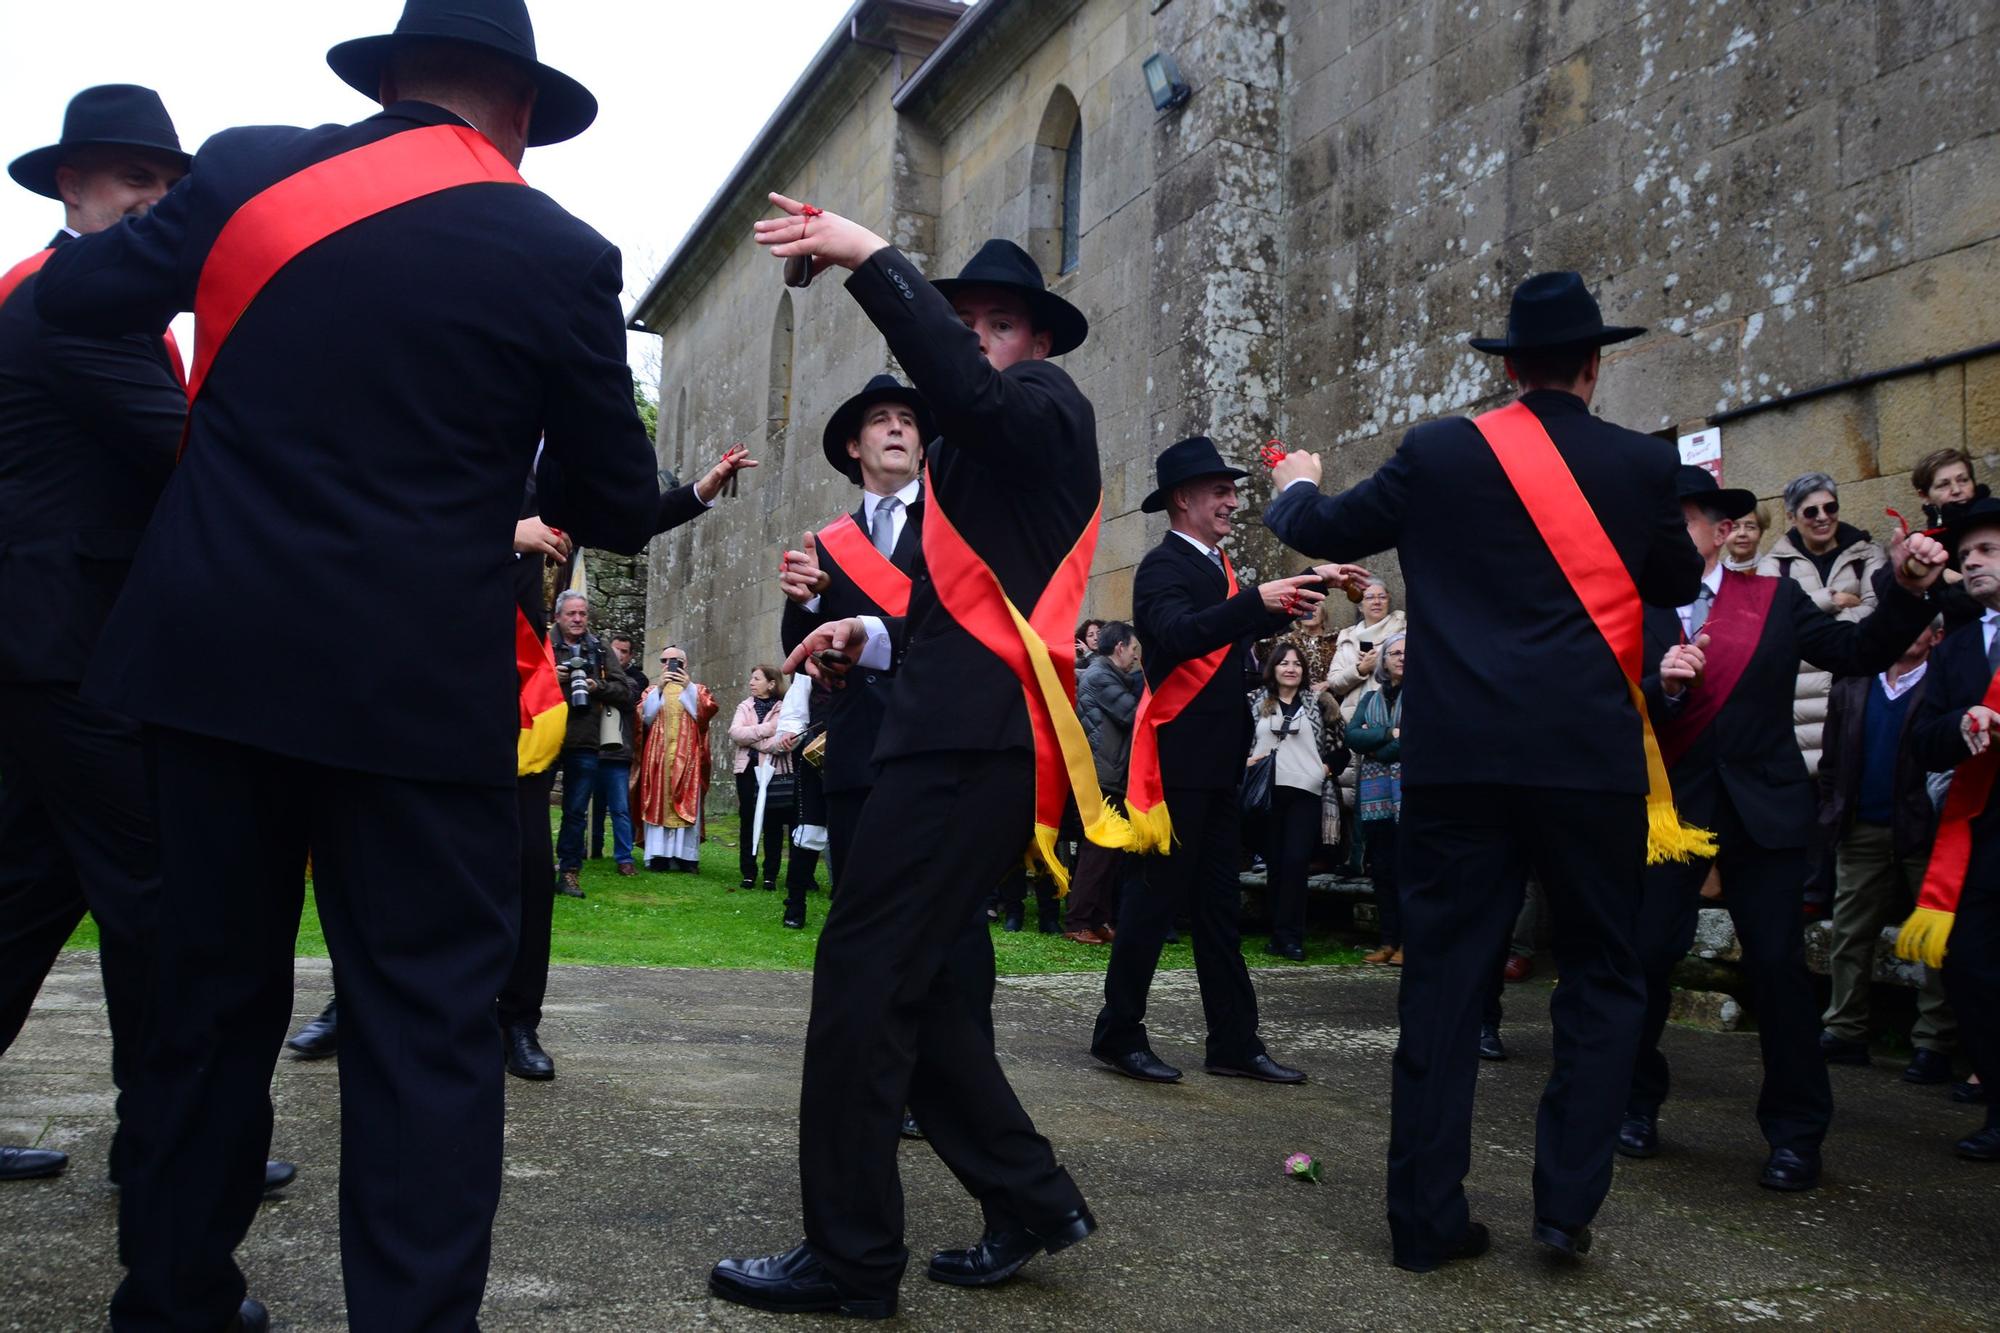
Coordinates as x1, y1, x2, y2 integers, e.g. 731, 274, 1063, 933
1264, 941, 1307, 962
1533, 1218, 1592, 1259
1954, 1126, 2000, 1161
1818, 1030, 1870, 1066
899, 1113, 925, 1141
228, 1298, 270, 1332
1392, 1221, 1490, 1273
1904, 1049, 1953, 1084
709, 1243, 892, 1319
1002, 907, 1024, 932
0, 1146, 67, 1181
782, 911, 805, 929
285, 999, 338, 1059
1205, 1053, 1307, 1084
927, 1206, 1097, 1286
1615, 1113, 1658, 1159
1758, 1147, 1822, 1192
1095, 1049, 1182, 1083
263, 1161, 296, 1194
1954, 1079, 1991, 1104
1478, 1026, 1508, 1061
505, 1025, 555, 1081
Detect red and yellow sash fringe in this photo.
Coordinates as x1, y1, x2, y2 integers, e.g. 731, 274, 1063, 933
1896, 662, 2000, 967
1124, 551, 1240, 855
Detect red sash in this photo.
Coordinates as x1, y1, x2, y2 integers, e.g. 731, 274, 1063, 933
1472, 400, 1715, 863
1898, 659, 2000, 968
186, 123, 522, 408
919, 462, 1130, 888
2, 247, 186, 389
1656, 571, 1778, 770
817, 512, 911, 616
1125, 549, 1239, 854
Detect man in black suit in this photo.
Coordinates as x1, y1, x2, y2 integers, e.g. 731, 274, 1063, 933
1895, 496, 2000, 1162
1091, 436, 1337, 1086
34, 5, 734, 1328
777, 374, 934, 909
712, 215, 1099, 1316
1618, 467, 1942, 1191
1264, 272, 1704, 1270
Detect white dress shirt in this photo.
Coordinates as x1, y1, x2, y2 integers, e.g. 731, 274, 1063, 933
1879, 658, 1929, 702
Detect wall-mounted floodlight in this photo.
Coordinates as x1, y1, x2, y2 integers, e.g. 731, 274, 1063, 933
1143, 52, 1192, 111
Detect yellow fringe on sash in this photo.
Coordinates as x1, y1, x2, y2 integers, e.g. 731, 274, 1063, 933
1894, 906, 1954, 968
1627, 678, 1716, 865
1124, 799, 1176, 857
1005, 600, 1136, 895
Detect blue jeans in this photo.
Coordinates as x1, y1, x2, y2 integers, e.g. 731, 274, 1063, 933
557, 751, 632, 869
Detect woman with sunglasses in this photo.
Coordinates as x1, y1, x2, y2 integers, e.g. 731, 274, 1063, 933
1757, 472, 1887, 781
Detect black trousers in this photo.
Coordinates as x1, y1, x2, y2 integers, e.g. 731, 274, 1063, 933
1265, 784, 1320, 951
111, 729, 516, 1333
1948, 870, 2000, 1132
800, 751, 1082, 1300
1628, 799, 1832, 1153
823, 787, 866, 894
1364, 817, 1402, 947
735, 769, 787, 885
498, 767, 558, 1030
0, 683, 157, 1175
1093, 785, 1265, 1066
1388, 783, 1646, 1267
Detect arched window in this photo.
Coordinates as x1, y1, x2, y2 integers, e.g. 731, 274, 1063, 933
1030, 88, 1081, 280
766, 293, 794, 489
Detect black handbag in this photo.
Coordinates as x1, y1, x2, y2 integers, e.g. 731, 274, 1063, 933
1241, 753, 1276, 818
763, 772, 798, 816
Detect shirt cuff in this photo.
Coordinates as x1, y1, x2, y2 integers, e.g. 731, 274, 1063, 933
1283, 477, 1316, 492
856, 616, 893, 671
698, 486, 716, 508
803, 594, 822, 614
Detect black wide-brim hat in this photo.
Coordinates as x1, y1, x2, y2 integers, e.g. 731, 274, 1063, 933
1939, 495, 2000, 557
821, 375, 936, 484
1674, 464, 1757, 521
930, 238, 1088, 357
328, 0, 599, 147
1468, 270, 1645, 354
1141, 436, 1250, 514
9, 84, 191, 200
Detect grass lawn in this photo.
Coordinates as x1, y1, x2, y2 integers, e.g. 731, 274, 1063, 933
65, 816, 1364, 975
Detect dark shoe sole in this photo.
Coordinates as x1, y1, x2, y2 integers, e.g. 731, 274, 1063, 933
1614, 1138, 1658, 1160
1093, 1052, 1182, 1084
707, 1278, 892, 1319
1532, 1222, 1591, 1259
1758, 1170, 1820, 1193
1393, 1222, 1490, 1273
0, 1160, 67, 1182
1202, 1064, 1307, 1085
926, 1212, 1096, 1287
506, 1063, 556, 1082
285, 1043, 337, 1060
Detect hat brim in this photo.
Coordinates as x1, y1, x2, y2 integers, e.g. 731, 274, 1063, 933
327, 35, 599, 147
1466, 326, 1646, 355
930, 278, 1088, 356
1704, 488, 1758, 520
9, 140, 192, 200
1140, 466, 1251, 514
821, 386, 937, 483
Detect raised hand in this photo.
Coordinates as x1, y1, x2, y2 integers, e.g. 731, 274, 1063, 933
695, 445, 757, 503
783, 617, 868, 687
752, 194, 891, 281
780, 530, 830, 604
1313, 562, 1371, 600
1891, 528, 1949, 593
1258, 573, 1327, 618
1963, 705, 2000, 756
1271, 449, 1322, 491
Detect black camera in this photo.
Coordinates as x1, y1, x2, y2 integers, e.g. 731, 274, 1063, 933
567, 648, 592, 709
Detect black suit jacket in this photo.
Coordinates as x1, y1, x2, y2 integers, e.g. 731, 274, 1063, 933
1639, 569, 1934, 850
779, 492, 924, 794
0, 231, 185, 683
839, 247, 1099, 761
1910, 620, 2000, 881
1264, 389, 1703, 794
1133, 535, 1292, 791
36, 103, 698, 785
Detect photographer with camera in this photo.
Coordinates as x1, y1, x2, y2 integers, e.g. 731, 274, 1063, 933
553, 590, 636, 892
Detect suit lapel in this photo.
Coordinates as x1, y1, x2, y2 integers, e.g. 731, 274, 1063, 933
1169, 533, 1227, 600
891, 484, 924, 573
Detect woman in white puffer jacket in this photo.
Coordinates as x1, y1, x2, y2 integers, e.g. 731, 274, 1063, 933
1756, 472, 1884, 775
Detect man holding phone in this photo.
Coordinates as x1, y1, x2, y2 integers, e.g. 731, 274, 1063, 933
637, 647, 717, 873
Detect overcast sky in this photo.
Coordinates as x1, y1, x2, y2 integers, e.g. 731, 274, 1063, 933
0, 0, 868, 386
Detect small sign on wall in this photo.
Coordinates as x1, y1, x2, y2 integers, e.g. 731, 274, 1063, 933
1678, 427, 1722, 482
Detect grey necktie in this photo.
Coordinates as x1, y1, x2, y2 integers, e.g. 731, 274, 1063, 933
1205, 546, 1225, 574
1688, 583, 1715, 637
871, 497, 900, 557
